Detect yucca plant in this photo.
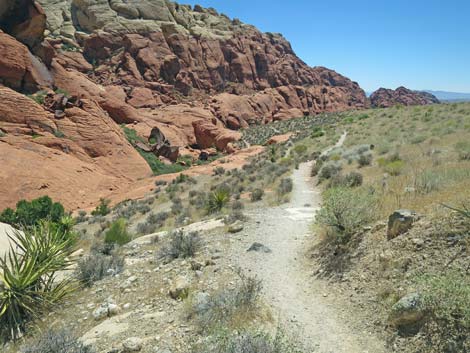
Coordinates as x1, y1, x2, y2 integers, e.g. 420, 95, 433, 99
206, 189, 230, 214
0, 223, 77, 341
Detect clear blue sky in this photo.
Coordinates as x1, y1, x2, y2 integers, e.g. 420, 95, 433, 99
183, 0, 470, 93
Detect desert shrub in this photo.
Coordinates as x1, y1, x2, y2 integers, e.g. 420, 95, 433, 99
76, 252, 124, 287
318, 162, 342, 182
158, 230, 202, 262
189, 271, 262, 332
316, 187, 378, 242
21, 329, 95, 353
250, 189, 264, 202
328, 172, 363, 188
455, 141, 470, 160
231, 200, 244, 210
224, 210, 247, 225
384, 160, 405, 176
214, 166, 226, 176
136, 221, 157, 235
416, 271, 470, 352
75, 210, 87, 223
91, 198, 110, 217
311, 126, 325, 138
192, 330, 303, 353
171, 198, 183, 215
310, 160, 323, 176
277, 178, 293, 195
135, 203, 151, 214
104, 218, 131, 245
292, 144, 307, 155
357, 153, 373, 167
148, 211, 169, 225
155, 180, 167, 186
206, 189, 230, 214
174, 173, 190, 184
0, 196, 65, 228
0, 223, 76, 341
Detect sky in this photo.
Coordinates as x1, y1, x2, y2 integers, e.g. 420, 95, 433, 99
182, 0, 470, 93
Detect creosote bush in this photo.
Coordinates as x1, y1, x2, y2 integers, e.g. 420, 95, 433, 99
158, 230, 202, 263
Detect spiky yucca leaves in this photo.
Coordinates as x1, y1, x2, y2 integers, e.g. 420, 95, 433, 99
206, 189, 230, 214
0, 223, 77, 341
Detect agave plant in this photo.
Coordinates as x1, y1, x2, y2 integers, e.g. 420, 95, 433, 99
0, 222, 77, 341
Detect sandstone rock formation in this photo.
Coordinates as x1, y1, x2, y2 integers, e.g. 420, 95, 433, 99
370, 87, 440, 108
0, 0, 368, 209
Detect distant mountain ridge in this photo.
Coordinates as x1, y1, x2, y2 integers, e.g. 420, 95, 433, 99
422, 90, 470, 102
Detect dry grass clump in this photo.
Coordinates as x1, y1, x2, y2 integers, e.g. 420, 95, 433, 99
187, 271, 262, 333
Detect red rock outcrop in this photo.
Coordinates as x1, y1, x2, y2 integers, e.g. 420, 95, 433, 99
0, 0, 370, 209
370, 87, 440, 108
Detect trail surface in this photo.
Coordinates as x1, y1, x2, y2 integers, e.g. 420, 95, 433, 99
232, 133, 386, 353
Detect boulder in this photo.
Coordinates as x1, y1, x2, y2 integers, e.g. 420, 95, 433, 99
192, 120, 241, 152
169, 276, 190, 300
387, 210, 417, 240
122, 337, 143, 352
389, 292, 425, 332
247, 242, 272, 253
228, 220, 244, 233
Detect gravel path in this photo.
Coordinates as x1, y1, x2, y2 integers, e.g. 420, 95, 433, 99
231, 134, 386, 353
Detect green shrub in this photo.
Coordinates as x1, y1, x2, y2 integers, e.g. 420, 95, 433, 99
417, 271, 470, 352
104, 218, 131, 245
318, 162, 342, 182
0, 223, 76, 341
384, 160, 405, 176
21, 329, 95, 353
0, 196, 65, 228
311, 127, 325, 138
250, 189, 264, 202
91, 198, 110, 217
158, 230, 201, 262
316, 187, 377, 242
206, 189, 230, 214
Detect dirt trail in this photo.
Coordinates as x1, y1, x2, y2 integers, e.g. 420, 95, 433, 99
232, 133, 386, 353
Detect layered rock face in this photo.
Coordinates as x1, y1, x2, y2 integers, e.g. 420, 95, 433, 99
0, 0, 367, 209
370, 87, 440, 108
